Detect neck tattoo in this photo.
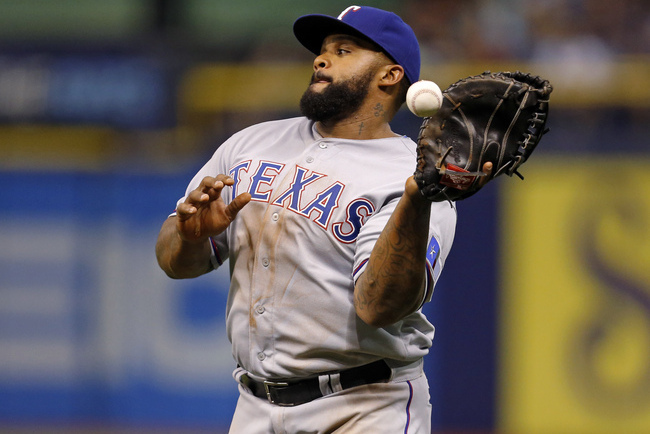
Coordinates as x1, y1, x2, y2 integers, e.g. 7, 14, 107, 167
374, 103, 385, 118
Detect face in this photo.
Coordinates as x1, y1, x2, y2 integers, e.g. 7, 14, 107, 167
299, 34, 387, 123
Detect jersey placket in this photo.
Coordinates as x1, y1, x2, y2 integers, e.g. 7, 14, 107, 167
248, 138, 332, 375
248, 200, 282, 372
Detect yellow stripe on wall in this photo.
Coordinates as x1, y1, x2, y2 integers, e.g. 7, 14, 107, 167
0, 125, 117, 172
180, 58, 650, 113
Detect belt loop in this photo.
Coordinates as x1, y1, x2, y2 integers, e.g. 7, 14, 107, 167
329, 372, 343, 393
318, 375, 333, 396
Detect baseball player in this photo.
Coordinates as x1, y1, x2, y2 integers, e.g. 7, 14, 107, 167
156, 6, 464, 433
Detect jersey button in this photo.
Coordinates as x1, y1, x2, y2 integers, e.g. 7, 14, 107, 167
272, 212, 279, 221
261, 258, 270, 267
319, 143, 327, 149
257, 352, 266, 361
255, 305, 265, 314
306, 156, 314, 163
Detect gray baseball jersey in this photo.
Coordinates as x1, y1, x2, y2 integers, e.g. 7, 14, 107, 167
177, 116, 457, 380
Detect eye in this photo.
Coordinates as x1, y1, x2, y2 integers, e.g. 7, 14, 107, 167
336, 47, 351, 55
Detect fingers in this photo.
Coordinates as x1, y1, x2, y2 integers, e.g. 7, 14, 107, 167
174, 174, 249, 240
177, 175, 237, 219
176, 201, 198, 217
478, 162, 493, 188
483, 162, 493, 176
197, 174, 234, 198
191, 175, 232, 203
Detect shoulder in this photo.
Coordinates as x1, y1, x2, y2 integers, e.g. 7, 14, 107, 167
361, 134, 418, 159
359, 135, 418, 173
214, 117, 314, 155
395, 134, 418, 156
208, 117, 315, 165
231, 117, 313, 138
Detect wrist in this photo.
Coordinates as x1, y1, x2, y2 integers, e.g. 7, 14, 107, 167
404, 177, 430, 209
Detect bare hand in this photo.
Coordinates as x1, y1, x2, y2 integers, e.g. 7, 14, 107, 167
176, 175, 251, 243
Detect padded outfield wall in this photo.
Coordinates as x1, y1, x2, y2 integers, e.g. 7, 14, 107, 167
0, 49, 649, 434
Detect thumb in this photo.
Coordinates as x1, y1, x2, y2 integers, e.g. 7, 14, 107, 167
226, 192, 252, 219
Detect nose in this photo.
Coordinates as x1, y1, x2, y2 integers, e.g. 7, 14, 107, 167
313, 53, 329, 71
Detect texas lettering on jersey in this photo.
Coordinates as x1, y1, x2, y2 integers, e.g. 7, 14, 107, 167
229, 160, 375, 243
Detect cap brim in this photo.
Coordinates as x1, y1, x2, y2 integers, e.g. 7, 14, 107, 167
293, 14, 369, 55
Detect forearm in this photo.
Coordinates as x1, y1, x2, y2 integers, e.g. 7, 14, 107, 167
155, 216, 213, 279
354, 183, 431, 327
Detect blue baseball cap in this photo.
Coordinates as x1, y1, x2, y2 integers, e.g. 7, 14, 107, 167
293, 5, 420, 85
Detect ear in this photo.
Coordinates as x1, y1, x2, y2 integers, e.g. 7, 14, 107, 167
378, 64, 405, 87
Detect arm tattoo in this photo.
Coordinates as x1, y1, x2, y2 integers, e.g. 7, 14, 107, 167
355, 214, 423, 318
358, 122, 365, 136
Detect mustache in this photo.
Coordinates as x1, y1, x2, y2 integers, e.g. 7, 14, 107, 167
310, 72, 333, 84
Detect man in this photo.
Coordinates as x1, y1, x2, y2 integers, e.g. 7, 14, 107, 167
156, 5, 465, 433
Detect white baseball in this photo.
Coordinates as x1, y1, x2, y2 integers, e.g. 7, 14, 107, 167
406, 80, 443, 117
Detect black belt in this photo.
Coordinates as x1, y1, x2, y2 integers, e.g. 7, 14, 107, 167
240, 360, 391, 406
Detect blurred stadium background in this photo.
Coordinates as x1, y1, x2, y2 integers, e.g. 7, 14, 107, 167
0, 1, 648, 433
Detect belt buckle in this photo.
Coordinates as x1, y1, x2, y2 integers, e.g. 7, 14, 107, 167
263, 380, 290, 406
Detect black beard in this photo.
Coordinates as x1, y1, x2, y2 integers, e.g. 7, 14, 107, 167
299, 70, 374, 123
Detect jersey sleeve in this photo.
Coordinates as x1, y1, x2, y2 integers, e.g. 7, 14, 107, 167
352, 198, 457, 308
419, 201, 457, 306
352, 197, 397, 283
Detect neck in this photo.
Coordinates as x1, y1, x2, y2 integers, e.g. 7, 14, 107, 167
315, 100, 399, 140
